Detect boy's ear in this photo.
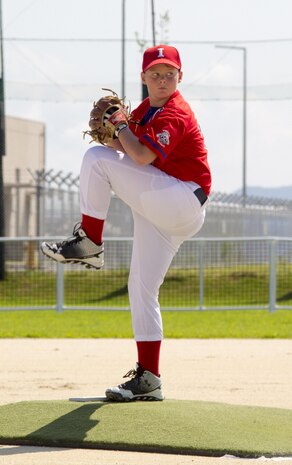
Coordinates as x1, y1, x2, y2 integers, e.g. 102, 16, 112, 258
141, 72, 146, 84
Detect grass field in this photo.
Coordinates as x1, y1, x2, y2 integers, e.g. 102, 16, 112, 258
1, 263, 292, 338
0, 309, 292, 338
1, 264, 292, 308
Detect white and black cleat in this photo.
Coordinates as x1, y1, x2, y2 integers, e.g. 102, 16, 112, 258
105, 363, 164, 402
41, 223, 104, 270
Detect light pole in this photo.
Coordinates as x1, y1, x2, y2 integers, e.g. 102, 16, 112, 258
216, 45, 247, 206
142, 0, 156, 100
151, 0, 156, 46
0, 0, 5, 280
121, 0, 126, 97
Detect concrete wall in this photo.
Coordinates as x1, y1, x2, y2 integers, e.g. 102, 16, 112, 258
3, 116, 45, 237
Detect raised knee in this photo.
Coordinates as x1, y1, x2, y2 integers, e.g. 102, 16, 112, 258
83, 145, 117, 166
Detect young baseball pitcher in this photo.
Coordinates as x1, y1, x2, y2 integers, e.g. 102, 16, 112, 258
41, 45, 212, 401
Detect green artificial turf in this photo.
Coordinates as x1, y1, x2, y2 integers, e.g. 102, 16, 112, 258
0, 400, 291, 457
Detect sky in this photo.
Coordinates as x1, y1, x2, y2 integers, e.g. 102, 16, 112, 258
2, 0, 292, 193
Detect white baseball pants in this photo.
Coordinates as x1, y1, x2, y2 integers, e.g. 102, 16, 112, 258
80, 146, 207, 341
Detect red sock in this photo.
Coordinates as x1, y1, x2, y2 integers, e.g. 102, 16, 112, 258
81, 214, 104, 245
136, 341, 161, 376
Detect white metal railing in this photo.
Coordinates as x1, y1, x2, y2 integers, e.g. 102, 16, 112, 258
0, 236, 292, 313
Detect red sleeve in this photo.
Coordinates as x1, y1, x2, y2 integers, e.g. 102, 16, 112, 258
139, 110, 186, 163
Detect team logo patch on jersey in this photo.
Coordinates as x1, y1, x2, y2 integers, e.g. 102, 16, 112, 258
156, 129, 170, 147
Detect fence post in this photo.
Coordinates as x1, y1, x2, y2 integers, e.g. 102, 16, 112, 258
269, 239, 277, 313
56, 262, 64, 313
199, 240, 204, 310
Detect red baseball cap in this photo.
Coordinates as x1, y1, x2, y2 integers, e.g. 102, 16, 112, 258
142, 45, 182, 72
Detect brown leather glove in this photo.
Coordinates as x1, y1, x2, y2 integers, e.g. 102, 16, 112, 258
83, 89, 129, 145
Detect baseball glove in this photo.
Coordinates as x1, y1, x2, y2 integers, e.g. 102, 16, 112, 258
83, 88, 129, 145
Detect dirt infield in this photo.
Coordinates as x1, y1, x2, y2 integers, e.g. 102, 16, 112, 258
0, 338, 292, 465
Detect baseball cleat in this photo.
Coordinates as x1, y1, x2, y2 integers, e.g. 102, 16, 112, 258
105, 363, 164, 402
40, 223, 104, 270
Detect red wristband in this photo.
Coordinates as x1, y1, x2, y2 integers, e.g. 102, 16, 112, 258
108, 108, 127, 127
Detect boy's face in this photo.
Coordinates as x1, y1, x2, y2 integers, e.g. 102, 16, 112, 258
141, 63, 183, 105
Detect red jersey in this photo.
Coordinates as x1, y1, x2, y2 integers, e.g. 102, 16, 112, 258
129, 90, 211, 195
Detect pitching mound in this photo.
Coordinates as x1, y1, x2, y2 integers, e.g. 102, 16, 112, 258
0, 399, 291, 458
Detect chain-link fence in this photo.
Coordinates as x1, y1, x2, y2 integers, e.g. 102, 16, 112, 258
1, 236, 291, 312
2, 169, 292, 312
4, 169, 292, 239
